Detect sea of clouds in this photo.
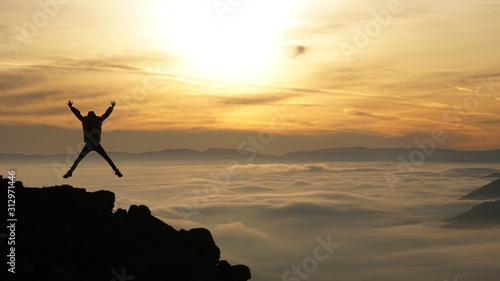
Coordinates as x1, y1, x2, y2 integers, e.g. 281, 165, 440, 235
5, 160, 500, 281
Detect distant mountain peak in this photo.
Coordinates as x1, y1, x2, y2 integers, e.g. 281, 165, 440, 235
483, 172, 500, 179
4, 147, 500, 164
444, 200, 500, 229
459, 178, 500, 200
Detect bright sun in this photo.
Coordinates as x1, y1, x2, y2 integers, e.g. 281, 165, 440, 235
144, 0, 301, 83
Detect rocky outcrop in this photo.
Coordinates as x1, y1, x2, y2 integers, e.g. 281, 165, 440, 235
0, 176, 251, 281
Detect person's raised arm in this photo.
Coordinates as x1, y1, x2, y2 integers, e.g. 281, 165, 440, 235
67, 100, 84, 121
101, 101, 115, 120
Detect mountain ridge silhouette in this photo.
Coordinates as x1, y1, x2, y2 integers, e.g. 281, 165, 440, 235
445, 178, 500, 229
0, 175, 251, 281
3, 147, 500, 164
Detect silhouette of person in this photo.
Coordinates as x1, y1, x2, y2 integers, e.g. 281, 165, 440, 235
63, 100, 123, 178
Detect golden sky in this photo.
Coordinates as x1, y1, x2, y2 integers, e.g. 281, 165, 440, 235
1, 0, 500, 154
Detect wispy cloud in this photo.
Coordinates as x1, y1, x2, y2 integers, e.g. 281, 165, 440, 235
1, 0, 500, 152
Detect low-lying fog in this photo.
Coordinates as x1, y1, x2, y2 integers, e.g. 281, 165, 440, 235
7, 160, 500, 281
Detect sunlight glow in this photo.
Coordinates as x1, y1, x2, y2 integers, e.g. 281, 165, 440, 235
145, 0, 301, 83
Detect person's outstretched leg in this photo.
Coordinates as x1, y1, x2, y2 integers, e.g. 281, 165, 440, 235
64, 143, 92, 178
93, 144, 123, 177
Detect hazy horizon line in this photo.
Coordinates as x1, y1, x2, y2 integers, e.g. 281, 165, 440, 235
2, 146, 500, 157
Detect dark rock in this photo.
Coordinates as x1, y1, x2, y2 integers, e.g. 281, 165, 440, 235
115, 208, 128, 218
0, 174, 23, 188
128, 204, 152, 221
0, 178, 251, 281
230, 265, 252, 281
459, 178, 500, 200
91, 190, 115, 213
216, 261, 251, 281
180, 228, 221, 266
217, 260, 233, 281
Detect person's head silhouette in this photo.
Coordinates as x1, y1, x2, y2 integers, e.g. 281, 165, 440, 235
87, 111, 97, 118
